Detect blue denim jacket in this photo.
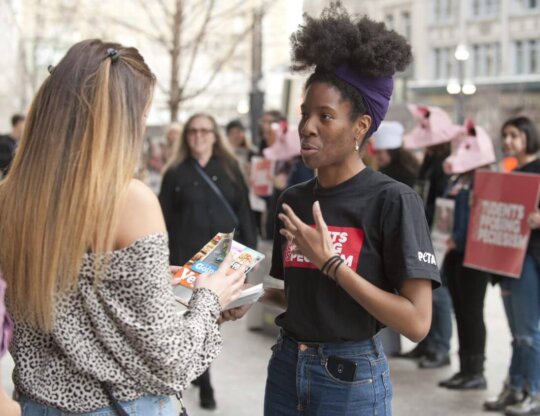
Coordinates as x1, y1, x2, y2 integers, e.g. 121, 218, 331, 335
445, 174, 474, 254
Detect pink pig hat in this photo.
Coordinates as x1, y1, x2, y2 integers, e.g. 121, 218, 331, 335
403, 104, 463, 150
443, 119, 496, 175
263, 128, 301, 161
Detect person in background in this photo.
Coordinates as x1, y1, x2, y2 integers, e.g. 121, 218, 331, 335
260, 112, 314, 239
484, 116, 540, 415
0, 276, 20, 416
226, 119, 255, 179
0, 114, 25, 177
437, 120, 495, 392
159, 113, 257, 410
165, 123, 182, 163
259, 110, 283, 152
372, 121, 419, 188
0, 39, 246, 416
397, 142, 454, 370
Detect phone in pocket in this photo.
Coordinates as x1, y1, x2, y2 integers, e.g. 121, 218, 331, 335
326, 355, 357, 382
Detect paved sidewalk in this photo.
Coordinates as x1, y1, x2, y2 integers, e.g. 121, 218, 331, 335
2, 284, 511, 415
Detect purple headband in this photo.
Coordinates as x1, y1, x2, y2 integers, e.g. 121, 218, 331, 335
333, 64, 394, 137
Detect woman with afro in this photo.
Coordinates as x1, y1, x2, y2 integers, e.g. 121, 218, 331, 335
259, 3, 441, 415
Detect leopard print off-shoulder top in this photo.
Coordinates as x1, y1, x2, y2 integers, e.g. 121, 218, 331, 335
10, 233, 222, 413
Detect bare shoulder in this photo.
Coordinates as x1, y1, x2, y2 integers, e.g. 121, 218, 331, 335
114, 179, 166, 249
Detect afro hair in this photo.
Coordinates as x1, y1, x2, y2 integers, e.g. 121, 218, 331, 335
290, 2, 413, 77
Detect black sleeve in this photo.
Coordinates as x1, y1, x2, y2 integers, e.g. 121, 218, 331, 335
229, 163, 258, 249
269, 193, 285, 280
426, 164, 449, 226
0, 138, 14, 175
382, 191, 441, 290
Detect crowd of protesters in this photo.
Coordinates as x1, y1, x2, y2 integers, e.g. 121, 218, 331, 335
0, 4, 539, 416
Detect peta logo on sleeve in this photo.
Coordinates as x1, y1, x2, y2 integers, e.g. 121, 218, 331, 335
418, 251, 437, 265
284, 226, 364, 271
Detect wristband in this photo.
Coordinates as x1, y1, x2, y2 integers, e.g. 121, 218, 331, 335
320, 255, 340, 275
320, 255, 342, 280
331, 258, 345, 285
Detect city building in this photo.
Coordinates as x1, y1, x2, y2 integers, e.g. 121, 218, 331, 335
304, 0, 540, 139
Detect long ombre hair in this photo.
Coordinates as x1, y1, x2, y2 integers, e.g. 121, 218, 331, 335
0, 39, 155, 331
167, 113, 237, 176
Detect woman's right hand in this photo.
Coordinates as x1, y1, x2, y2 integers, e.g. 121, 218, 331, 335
194, 254, 247, 309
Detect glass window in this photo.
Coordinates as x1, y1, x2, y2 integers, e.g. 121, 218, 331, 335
530, 40, 538, 73
515, 41, 523, 74
386, 13, 394, 30
401, 11, 411, 39
472, 43, 501, 76
473, 45, 481, 76
472, 0, 480, 15
471, 0, 500, 17
434, 48, 441, 78
433, 0, 456, 22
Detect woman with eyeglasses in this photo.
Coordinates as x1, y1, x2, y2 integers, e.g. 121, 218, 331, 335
159, 113, 257, 410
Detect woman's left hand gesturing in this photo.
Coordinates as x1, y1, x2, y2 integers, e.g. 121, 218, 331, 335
278, 201, 336, 270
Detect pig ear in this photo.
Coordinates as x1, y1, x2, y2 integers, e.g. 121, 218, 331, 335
419, 106, 430, 119
407, 104, 420, 118
407, 104, 430, 120
465, 118, 476, 137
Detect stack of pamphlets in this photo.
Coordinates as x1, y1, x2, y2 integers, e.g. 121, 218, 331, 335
173, 231, 265, 310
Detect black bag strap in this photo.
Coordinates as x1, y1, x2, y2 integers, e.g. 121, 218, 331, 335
101, 382, 129, 416
191, 159, 239, 226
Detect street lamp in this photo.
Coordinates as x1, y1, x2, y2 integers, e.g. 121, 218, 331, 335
446, 43, 476, 123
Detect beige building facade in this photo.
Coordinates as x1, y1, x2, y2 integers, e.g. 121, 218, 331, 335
303, 0, 540, 137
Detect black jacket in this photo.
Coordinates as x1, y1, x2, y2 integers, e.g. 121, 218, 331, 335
0, 134, 17, 176
414, 152, 450, 228
159, 156, 257, 265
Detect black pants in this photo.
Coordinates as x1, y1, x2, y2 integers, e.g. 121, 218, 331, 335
444, 250, 489, 359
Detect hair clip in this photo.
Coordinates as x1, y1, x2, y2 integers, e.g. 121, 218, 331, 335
106, 48, 120, 63
47, 65, 55, 74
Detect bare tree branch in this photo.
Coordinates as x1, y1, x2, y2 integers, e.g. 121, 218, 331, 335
180, 0, 215, 88
179, 20, 253, 102
156, 80, 169, 95
135, 0, 170, 45
104, 15, 170, 48
154, 0, 172, 17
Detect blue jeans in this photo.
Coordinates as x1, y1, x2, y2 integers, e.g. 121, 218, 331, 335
264, 332, 392, 415
500, 255, 540, 395
19, 394, 175, 416
423, 284, 453, 354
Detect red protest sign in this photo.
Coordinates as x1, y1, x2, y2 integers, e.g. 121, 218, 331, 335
464, 170, 540, 278
250, 157, 274, 197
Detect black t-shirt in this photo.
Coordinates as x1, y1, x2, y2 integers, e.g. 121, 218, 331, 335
515, 158, 540, 265
270, 168, 441, 342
